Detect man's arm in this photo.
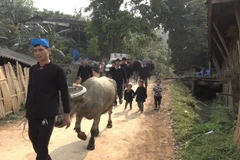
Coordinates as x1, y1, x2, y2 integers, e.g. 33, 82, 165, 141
57, 67, 71, 128
57, 67, 70, 114
145, 88, 148, 98
89, 66, 93, 77
76, 66, 82, 77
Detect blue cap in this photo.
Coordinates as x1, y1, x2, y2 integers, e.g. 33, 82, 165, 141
31, 38, 50, 48
84, 57, 89, 61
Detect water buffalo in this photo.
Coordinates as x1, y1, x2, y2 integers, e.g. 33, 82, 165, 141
55, 76, 117, 150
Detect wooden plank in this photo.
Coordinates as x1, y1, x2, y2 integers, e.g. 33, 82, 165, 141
4, 64, 18, 113
235, 1, 240, 34
238, 41, 240, 64
212, 54, 222, 74
212, 0, 240, 4
8, 62, 23, 109
16, 62, 24, 92
213, 22, 230, 57
0, 66, 12, 113
0, 87, 5, 119
212, 35, 228, 64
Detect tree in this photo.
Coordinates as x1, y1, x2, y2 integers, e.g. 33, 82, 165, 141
161, 0, 208, 69
87, 37, 101, 59
85, 0, 168, 58
0, 0, 35, 23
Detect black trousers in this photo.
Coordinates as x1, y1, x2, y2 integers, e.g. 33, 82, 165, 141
154, 96, 162, 108
28, 117, 55, 160
125, 101, 133, 109
115, 84, 123, 104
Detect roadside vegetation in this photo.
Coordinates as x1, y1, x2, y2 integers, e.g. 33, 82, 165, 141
0, 104, 25, 126
171, 82, 240, 160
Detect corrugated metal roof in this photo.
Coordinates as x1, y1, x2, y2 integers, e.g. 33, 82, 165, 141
0, 47, 37, 66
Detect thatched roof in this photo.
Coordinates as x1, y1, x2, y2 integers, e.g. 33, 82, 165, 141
0, 47, 36, 66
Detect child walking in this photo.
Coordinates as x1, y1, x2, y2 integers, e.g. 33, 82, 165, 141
124, 83, 135, 110
153, 79, 163, 110
135, 79, 147, 113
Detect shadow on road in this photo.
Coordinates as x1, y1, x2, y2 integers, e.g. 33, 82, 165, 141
50, 140, 89, 160
112, 109, 140, 120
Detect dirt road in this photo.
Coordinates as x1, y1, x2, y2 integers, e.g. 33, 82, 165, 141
0, 79, 175, 160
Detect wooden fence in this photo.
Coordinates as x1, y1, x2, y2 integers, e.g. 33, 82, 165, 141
0, 62, 29, 119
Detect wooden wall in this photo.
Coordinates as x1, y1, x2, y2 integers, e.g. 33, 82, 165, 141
0, 62, 29, 119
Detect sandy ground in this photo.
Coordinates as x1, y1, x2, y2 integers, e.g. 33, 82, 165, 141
0, 79, 175, 160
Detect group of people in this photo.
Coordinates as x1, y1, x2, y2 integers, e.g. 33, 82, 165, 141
106, 57, 162, 113
24, 38, 163, 159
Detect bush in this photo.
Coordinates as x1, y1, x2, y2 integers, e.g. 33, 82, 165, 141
171, 82, 240, 160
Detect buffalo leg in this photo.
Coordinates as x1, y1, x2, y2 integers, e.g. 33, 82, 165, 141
74, 114, 87, 141
87, 116, 100, 150
107, 106, 113, 128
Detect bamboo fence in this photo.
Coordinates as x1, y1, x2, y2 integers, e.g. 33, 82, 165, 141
0, 62, 29, 119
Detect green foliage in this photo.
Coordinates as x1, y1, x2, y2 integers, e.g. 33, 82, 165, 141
0, 19, 20, 48
171, 82, 240, 160
0, 0, 35, 23
87, 37, 101, 59
163, 0, 208, 69
86, 0, 169, 58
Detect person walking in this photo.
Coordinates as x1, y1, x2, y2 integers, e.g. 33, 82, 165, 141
124, 83, 135, 110
139, 61, 150, 89
153, 79, 163, 110
112, 59, 127, 106
132, 58, 142, 83
25, 38, 71, 160
99, 59, 105, 77
134, 79, 147, 113
125, 61, 133, 83
76, 57, 93, 83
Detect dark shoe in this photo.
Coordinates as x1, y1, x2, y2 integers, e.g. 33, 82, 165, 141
154, 108, 158, 110
119, 100, 123, 104
140, 111, 143, 113
124, 107, 127, 109
130, 108, 132, 110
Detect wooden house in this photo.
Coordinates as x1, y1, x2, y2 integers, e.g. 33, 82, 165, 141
0, 47, 36, 67
206, 0, 240, 149
20, 15, 87, 45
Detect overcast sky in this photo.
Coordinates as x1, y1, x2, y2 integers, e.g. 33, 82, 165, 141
33, 0, 91, 15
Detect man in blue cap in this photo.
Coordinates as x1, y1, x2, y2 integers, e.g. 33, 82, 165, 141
25, 38, 71, 160
76, 57, 93, 83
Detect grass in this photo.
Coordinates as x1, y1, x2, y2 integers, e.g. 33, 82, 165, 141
0, 104, 26, 126
171, 82, 240, 160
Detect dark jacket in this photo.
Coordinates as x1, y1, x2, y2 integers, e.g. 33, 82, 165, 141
121, 63, 128, 71
112, 67, 127, 85
147, 63, 154, 71
135, 86, 147, 102
125, 66, 133, 79
25, 62, 70, 119
132, 61, 142, 72
77, 65, 93, 83
124, 89, 135, 102
140, 66, 150, 79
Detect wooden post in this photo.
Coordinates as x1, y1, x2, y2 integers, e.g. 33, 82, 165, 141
212, 53, 222, 74
213, 22, 230, 57
234, 1, 240, 40
212, 35, 229, 67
